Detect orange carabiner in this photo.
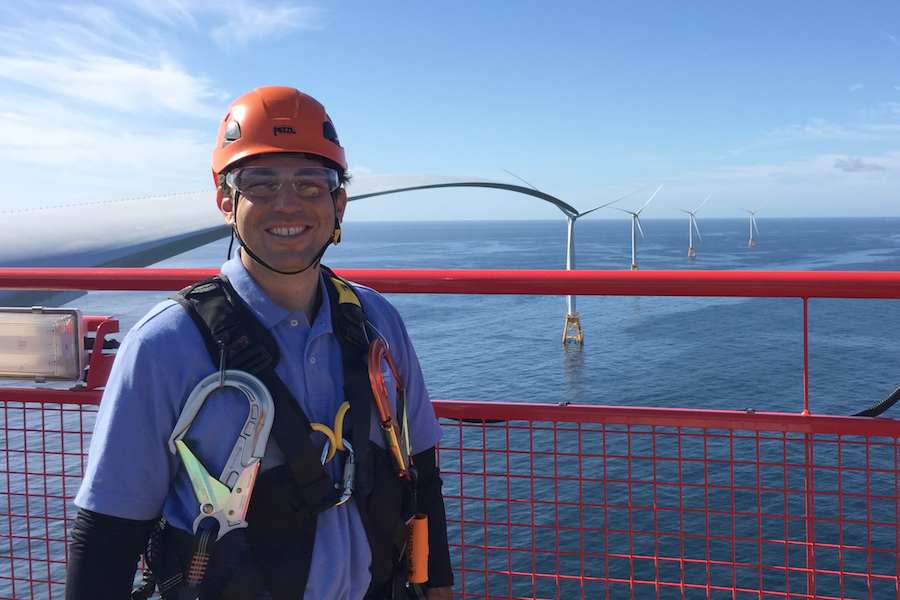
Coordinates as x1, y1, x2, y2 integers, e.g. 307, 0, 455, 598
367, 337, 411, 480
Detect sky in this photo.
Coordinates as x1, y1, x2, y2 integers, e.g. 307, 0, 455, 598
1, 1, 899, 221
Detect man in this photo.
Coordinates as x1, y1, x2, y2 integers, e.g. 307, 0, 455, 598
66, 86, 453, 600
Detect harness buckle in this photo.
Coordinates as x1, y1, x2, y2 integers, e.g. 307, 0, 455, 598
315, 401, 356, 507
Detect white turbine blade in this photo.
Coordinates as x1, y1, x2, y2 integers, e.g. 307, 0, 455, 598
607, 184, 654, 205
500, 168, 540, 191
578, 204, 607, 217
673, 207, 691, 214
754, 199, 768, 212
695, 194, 711, 213
692, 215, 702, 242
635, 215, 645, 238
612, 207, 636, 216
636, 184, 663, 215
751, 214, 760, 236
579, 184, 655, 216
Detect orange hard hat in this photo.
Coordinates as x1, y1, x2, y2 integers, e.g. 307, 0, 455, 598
212, 86, 347, 183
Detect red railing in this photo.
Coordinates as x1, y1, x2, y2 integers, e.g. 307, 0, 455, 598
1, 268, 899, 599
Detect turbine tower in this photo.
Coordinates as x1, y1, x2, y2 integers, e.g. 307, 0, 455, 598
501, 171, 645, 343
740, 201, 766, 247
674, 194, 709, 258
560, 196, 630, 343
614, 185, 662, 270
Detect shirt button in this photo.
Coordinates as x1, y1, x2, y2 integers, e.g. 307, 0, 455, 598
290, 319, 299, 327
310, 357, 317, 364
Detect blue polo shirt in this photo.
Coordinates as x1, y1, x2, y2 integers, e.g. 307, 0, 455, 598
76, 257, 443, 600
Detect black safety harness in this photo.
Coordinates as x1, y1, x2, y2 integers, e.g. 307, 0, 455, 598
135, 266, 419, 600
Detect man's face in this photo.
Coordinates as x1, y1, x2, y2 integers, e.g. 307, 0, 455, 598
218, 154, 347, 275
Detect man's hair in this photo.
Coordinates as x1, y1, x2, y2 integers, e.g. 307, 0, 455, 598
218, 152, 351, 199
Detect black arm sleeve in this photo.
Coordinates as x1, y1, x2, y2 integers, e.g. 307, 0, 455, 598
412, 446, 454, 588
66, 508, 157, 600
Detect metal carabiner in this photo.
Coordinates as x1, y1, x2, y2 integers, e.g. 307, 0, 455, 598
168, 370, 275, 540
311, 401, 355, 505
335, 439, 355, 505
367, 337, 412, 480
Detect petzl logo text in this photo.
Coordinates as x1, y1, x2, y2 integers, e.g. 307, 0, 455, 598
273, 127, 296, 136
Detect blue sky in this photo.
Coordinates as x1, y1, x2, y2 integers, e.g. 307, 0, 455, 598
1, 1, 898, 221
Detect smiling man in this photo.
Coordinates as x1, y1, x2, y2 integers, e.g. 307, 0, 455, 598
66, 87, 453, 600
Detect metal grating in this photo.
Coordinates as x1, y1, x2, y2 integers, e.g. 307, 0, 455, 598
0, 398, 897, 599
0, 401, 95, 599
437, 410, 900, 600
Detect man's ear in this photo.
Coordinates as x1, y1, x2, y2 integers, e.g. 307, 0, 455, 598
217, 189, 235, 226
334, 187, 348, 223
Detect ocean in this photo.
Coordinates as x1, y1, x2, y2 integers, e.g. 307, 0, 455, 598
62, 216, 900, 418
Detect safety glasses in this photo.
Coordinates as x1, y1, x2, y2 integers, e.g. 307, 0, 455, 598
226, 166, 340, 200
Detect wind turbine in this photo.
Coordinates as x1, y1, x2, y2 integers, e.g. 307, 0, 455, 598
674, 194, 709, 258
739, 201, 767, 247
348, 172, 648, 342
501, 170, 648, 341
614, 185, 662, 270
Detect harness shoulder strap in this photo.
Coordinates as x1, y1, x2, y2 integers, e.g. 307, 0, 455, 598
172, 275, 340, 516
320, 267, 414, 595
320, 266, 377, 494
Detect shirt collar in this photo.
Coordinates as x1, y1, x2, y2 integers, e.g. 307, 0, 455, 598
220, 256, 333, 332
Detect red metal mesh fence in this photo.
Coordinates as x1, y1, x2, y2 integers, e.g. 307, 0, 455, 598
0, 400, 95, 599
435, 404, 900, 600
0, 400, 898, 599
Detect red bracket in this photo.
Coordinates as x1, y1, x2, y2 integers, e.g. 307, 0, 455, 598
84, 317, 120, 390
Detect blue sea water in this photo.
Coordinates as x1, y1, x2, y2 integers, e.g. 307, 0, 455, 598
63, 217, 900, 417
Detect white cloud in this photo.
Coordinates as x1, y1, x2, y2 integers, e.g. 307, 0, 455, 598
0, 53, 220, 117
0, 1, 335, 212
0, 94, 212, 210
850, 83, 863, 92
877, 28, 900, 47
210, 2, 325, 49
4, 4, 155, 60
350, 166, 373, 177
0, 2, 227, 117
834, 157, 888, 172
0, 95, 204, 166
121, 0, 197, 26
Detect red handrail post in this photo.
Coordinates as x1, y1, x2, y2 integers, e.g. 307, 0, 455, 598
802, 297, 810, 416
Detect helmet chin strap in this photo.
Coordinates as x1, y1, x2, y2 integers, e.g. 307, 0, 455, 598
230, 195, 341, 276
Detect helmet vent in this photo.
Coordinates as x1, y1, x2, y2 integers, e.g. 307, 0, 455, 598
323, 121, 341, 146
225, 121, 242, 141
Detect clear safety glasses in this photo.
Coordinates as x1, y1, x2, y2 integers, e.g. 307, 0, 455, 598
226, 166, 340, 200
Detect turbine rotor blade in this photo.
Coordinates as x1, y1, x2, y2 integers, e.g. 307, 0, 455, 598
500, 168, 540, 192
695, 194, 711, 213
635, 215, 645, 238
581, 183, 656, 216
637, 184, 663, 214
578, 204, 608, 217
608, 184, 654, 204
692, 215, 702, 242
